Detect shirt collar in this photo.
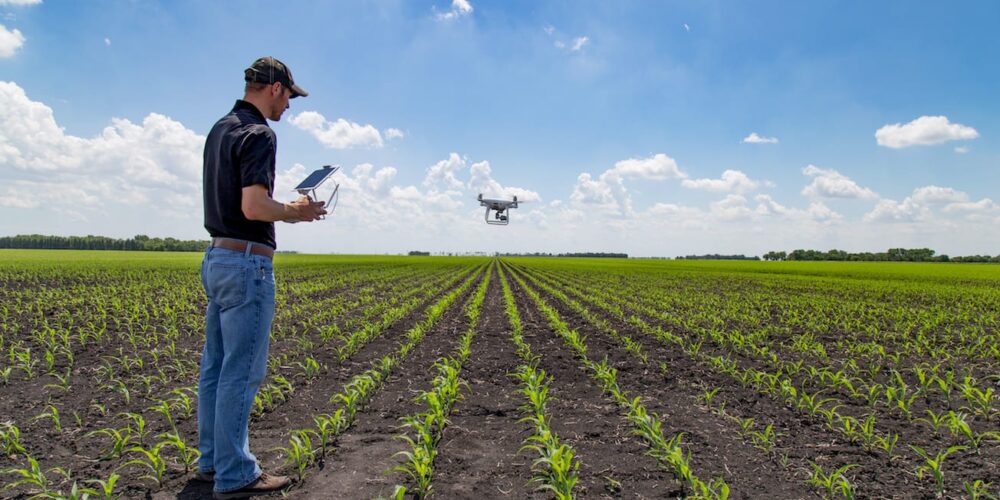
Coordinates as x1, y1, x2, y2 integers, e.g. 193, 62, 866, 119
232, 99, 267, 123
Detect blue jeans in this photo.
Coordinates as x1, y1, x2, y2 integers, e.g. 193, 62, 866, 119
198, 246, 276, 492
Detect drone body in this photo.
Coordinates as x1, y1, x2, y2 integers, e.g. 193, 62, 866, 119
478, 193, 519, 225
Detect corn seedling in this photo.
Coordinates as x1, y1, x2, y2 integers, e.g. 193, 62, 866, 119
280, 430, 317, 483
83, 471, 121, 500
807, 462, 857, 499
31, 404, 62, 433
0, 421, 27, 456
962, 480, 996, 500
750, 424, 778, 455
123, 443, 169, 487
157, 431, 200, 473
3, 455, 54, 494
910, 444, 967, 497
87, 426, 134, 460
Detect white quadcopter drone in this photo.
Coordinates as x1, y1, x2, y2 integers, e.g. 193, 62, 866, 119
478, 193, 519, 225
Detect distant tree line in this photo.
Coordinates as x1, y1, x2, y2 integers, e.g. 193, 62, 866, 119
0, 234, 210, 252
762, 248, 1000, 263
676, 254, 760, 261
408, 251, 431, 256
497, 252, 629, 259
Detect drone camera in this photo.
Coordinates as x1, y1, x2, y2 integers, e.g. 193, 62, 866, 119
479, 193, 521, 225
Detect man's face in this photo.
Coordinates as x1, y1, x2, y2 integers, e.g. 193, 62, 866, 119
270, 84, 292, 121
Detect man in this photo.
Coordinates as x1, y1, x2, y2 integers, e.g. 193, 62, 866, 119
198, 56, 326, 498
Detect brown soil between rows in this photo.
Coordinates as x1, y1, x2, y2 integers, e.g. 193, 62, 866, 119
287, 269, 486, 499
505, 269, 681, 498
513, 264, 996, 499
505, 264, 819, 499
0, 268, 475, 499
431, 266, 536, 499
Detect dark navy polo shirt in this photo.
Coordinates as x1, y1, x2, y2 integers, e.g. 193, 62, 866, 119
203, 100, 277, 249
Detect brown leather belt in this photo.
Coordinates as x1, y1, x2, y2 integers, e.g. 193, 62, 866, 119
211, 237, 274, 259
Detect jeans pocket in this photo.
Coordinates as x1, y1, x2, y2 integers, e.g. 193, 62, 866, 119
208, 263, 247, 309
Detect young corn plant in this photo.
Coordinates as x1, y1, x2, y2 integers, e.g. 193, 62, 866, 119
31, 404, 62, 433
294, 356, 323, 380
917, 409, 950, 434
312, 410, 346, 458
962, 480, 995, 500
86, 426, 134, 460
875, 432, 900, 460
697, 387, 722, 407
807, 462, 857, 499
3, 455, 57, 496
157, 431, 200, 473
0, 421, 27, 456
960, 377, 995, 419
394, 413, 439, 499
169, 387, 197, 419
279, 429, 317, 483
119, 412, 149, 445
512, 361, 579, 499
520, 429, 579, 500
83, 471, 121, 500
735, 416, 755, 438
910, 444, 967, 497
123, 442, 169, 487
750, 424, 778, 456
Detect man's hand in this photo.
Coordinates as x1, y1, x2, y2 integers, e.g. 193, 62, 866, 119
288, 196, 327, 222
242, 185, 328, 222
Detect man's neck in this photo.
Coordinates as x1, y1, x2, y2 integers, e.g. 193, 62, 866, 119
242, 94, 271, 121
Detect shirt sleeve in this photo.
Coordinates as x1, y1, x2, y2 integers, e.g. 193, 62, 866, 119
238, 126, 276, 191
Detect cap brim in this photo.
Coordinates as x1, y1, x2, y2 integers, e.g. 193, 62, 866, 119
289, 84, 308, 98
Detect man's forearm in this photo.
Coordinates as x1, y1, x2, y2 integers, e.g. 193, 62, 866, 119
243, 197, 304, 222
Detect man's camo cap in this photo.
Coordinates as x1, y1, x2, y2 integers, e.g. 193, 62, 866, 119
244, 56, 308, 98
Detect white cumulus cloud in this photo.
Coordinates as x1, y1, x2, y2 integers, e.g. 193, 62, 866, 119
571, 153, 686, 216
0, 23, 25, 58
801, 165, 877, 200
875, 115, 979, 149
610, 154, 686, 181
424, 153, 467, 191
0, 0, 43, 5
468, 159, 540, 202
682, 169, 761, 194
384, 128, 404, 140
864, 186, 984, 223
864, 198, 928, 223
741, 132, 778, 144
943, 198, 998, 214
754, 194, 841, 222
0, 81, 203, 221
911, 185, 968, 204
710, 194, 753, 220
571, 36, 589, 51
288, 111, 384, 149
436, 0, 472, 21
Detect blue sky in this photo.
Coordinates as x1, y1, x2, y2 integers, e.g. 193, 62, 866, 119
2, 0, 998, 256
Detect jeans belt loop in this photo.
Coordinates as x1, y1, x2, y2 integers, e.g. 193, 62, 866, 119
244, 241, 253, 258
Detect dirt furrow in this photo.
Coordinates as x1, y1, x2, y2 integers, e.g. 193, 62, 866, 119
432, 266, 537, 499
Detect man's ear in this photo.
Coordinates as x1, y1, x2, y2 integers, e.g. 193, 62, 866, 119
271, 82, 282, 96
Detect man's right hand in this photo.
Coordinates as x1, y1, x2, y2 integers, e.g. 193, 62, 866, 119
288, 197, 327, 222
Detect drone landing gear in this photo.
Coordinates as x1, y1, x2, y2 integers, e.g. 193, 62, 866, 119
485, 208, 509, 225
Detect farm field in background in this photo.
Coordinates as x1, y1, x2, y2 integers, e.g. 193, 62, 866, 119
1, 250, 998, 499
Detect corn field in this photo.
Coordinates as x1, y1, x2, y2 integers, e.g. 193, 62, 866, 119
1, 250, 998, 499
